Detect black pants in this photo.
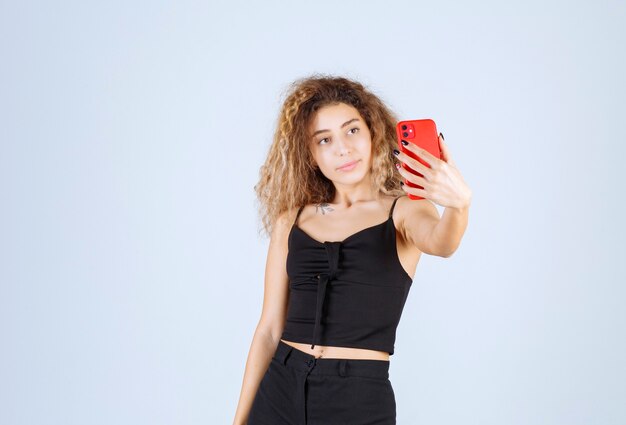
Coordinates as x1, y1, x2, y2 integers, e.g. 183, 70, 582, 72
248, 340, 396, 425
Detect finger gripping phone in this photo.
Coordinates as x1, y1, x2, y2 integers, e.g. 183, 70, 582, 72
395, 118, 442, 200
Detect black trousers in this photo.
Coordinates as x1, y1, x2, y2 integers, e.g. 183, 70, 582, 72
248, 340, 396, 425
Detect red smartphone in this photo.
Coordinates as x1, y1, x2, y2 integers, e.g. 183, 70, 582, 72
395, 119, 442, 200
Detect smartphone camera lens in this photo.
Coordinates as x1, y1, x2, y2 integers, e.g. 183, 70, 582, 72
403, 132, 408, 137
401, 125, 407, 130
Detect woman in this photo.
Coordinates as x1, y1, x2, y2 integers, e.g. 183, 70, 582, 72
233, 75, 472, 425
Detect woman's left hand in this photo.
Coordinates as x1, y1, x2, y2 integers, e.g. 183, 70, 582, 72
394, 133, 472, 209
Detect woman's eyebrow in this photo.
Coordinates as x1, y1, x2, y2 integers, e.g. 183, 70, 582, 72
310, 118, 360, 138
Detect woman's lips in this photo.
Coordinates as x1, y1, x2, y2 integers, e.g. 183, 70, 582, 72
337, 160, 360, 171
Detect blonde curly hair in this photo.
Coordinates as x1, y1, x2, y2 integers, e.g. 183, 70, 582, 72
254, 73, 405, 237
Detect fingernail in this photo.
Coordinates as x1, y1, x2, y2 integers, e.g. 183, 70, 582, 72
439, 132, 444, 140
393, 149, 400, 156
401, 140, 408, 146
400, 181, 404, 186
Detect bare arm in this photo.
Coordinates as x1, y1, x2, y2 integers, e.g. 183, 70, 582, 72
399, 198, 444, 256
232, 209, 294, 425
401, 199, 469, 258
428, 204, 470, 257
399, 197, 470, 258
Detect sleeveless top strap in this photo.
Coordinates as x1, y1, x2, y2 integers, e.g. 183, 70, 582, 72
293, 205, 305, 226
389, 195, 403, 218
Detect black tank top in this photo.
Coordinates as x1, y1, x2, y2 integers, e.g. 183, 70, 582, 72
281, 195, 413, 355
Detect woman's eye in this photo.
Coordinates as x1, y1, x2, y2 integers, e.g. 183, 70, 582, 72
318, 128, 358, 144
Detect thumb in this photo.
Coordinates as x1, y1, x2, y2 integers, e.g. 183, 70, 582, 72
438, 133, 448, 161
439, 134, 457, 167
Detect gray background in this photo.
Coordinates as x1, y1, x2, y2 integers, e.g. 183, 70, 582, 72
1, 1, 624, 424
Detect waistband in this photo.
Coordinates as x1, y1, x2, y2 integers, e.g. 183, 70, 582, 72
273, 340, 390, 379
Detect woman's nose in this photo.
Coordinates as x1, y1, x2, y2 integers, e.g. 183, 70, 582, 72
334, 136, 351, 154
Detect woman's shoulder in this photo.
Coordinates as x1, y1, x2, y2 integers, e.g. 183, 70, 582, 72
272, 206, 301, 236
392, 193, 440, 229
392, 193, 437, 213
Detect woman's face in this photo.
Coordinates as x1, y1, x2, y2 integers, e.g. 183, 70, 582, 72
308, 102, 373, 185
